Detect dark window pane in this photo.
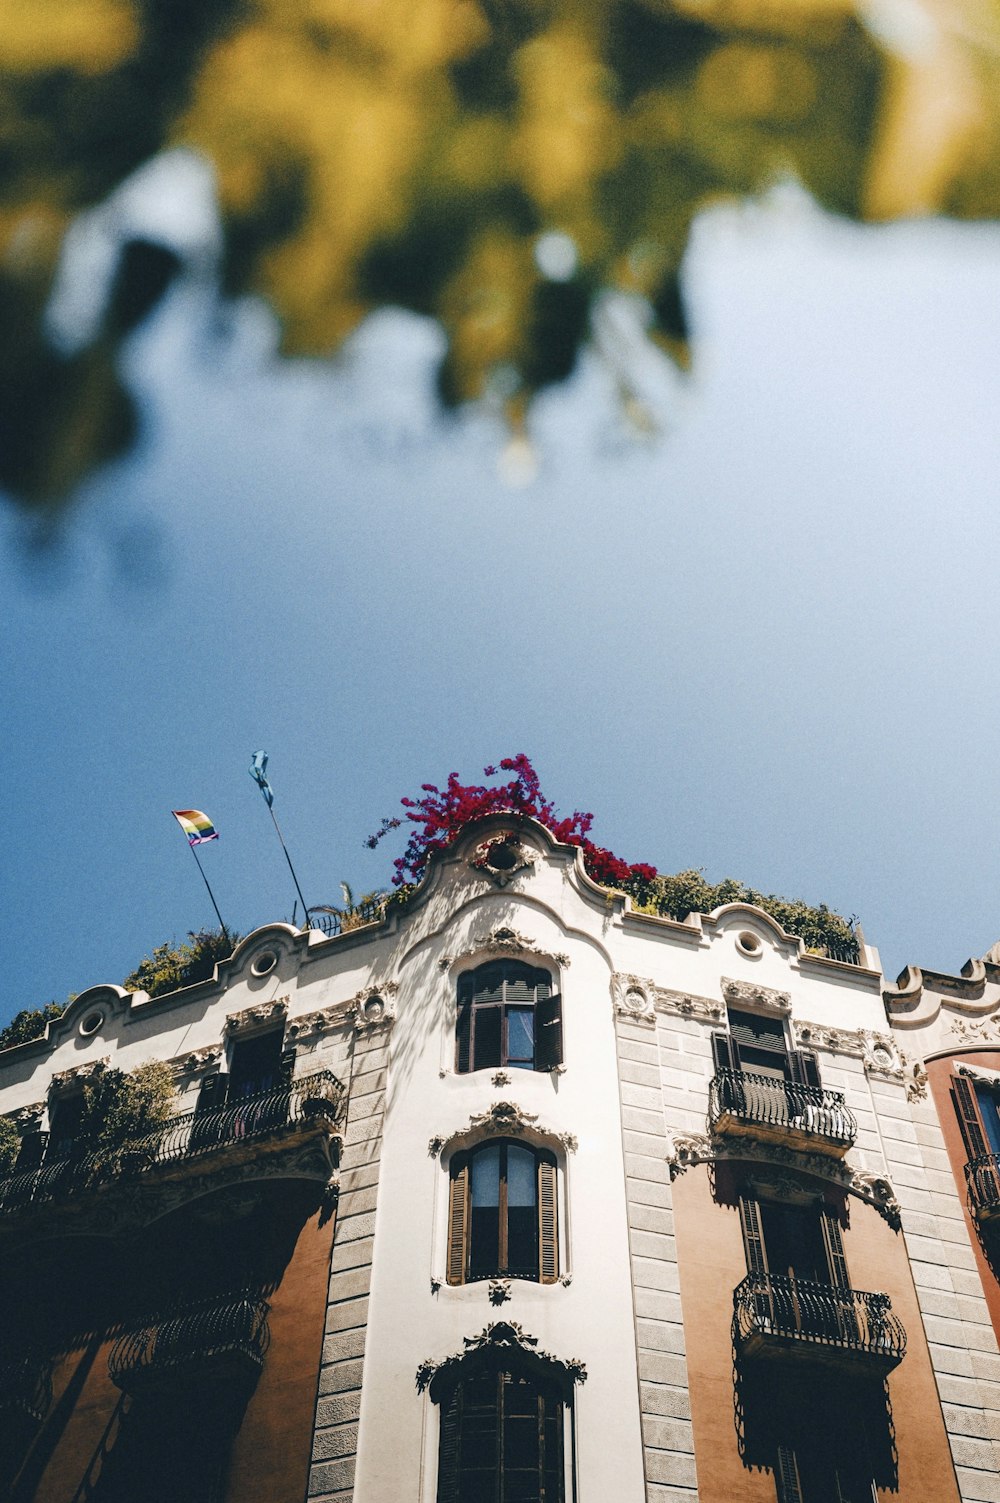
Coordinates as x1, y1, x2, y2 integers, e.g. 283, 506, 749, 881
470, 1207, 500, 1279
506, 1206, 538, 1277
473, 1007, 502, 1070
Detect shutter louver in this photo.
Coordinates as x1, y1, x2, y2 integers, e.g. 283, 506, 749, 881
195, 1072, 224, 1112
739, 1196, 768, 1274
728, 1009, 786, 1053
280, 1045, 297, 1083
821, 1210, 851, 1289
788, 1050, 821, 1088
774, 1446, 804, 1503
538, 1155, 559, 1284
534, 994, 563, 1072
447, 1157, 470, 1285
712, 1031, 740, 1072
436, 1385, 462, 1503
456, 1002, 472, 1074
954, 1075, 988, 1160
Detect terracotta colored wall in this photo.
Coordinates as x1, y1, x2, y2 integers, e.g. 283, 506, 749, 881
20, 1205, 335, 1503
671, 1163, 961, 1503
928, 1052, 1000, 1342
227, 1205, 336, 1503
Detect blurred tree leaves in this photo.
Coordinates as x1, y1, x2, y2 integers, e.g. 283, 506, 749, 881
2, 0, 999, 508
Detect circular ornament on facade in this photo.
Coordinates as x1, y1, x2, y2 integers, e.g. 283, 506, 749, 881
736, 931, 762, 956
79, 1010, 105, 1037
361, 994, 386, 1024
250, 950, 278, 977
871, 1044, 893, 1068
625, 987, 648, 1014
469, 835, 535, 887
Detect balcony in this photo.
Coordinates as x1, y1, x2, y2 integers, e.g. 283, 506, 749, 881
0, 1353, 51, 1427
709, 1069, 857, 1157
0, 1069, 344, 1231
109, 1291, 270, 1397
965, 1153, 1000, 1222
734, 1274, 905, 1374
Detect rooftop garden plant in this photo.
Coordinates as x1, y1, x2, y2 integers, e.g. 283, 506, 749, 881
368, 755, 859, 963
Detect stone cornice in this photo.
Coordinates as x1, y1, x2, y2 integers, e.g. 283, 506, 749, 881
224, 998, 289, 1035
611, 973, 724, 1028
440, 927, 569, 972
416, 1322, 587, 1397
666, 1132, 901, 1228
428, 1100, 578, 1158
722, 977, 791, 1015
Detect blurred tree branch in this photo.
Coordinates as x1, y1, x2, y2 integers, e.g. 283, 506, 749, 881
2, 0, 998, 508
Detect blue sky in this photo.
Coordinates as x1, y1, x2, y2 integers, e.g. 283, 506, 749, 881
4, 183, 1000, 1022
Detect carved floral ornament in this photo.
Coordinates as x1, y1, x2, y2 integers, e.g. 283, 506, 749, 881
722, 977, 791, 1015
223, 998, 289, 1035
666, 1132, 902, 1229
468, 834, 538, 888
173, 1045, 223, 1077
439, 927, 570, 972
415, 1322, 588, 1396
428, 1100, 578, 1158
350, 982, 399, 1033
49, 1056, 111, 1096
611, 973, 725, 1028
949, 1015, 1000, 1046
284, 1005, 345, 1042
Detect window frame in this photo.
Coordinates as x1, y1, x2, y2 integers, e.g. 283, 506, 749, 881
433, 1353, 573, 1503
447, 1138, 560, 1286
455, 960, 563, 1075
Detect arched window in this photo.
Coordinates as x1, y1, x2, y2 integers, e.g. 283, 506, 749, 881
447, 1140, 559, 1285
436, 1365, 567, 1503
456, 961, 562, 1074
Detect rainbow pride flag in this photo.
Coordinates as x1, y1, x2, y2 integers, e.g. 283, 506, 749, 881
172, 809, 219, 846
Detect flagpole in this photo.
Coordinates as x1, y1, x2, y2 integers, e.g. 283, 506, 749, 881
189, 842, 230, 945
266, 802, 310, 928
249, 752, 311, 929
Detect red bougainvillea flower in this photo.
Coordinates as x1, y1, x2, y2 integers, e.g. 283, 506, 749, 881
366, 755, 658, 890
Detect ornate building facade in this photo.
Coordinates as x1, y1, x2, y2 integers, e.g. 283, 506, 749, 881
1, 814, 999, 1502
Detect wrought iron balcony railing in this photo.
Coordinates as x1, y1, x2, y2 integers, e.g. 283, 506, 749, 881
709, 1069, 857, 1156
734, 1273, 905, 1373
108, 1291, 270, 1396
0, 1352, 52, 1426
965, 1153, 1000, 1220
0, 1068, 344, 1215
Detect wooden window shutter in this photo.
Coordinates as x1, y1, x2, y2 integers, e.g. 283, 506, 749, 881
538, 1155, 559, 1284
455, 1001, 472, 1075
954, 1074, 989, 1160
436, 1385, 463, 1503
788, 1050, 821, 1088
821, 1209, 851, 1289
738, 1195, 768, 1275
711, 1031, 740, 1072
447, 1157, 470, 1286
195, 1072, 224, 1112
534, 994, 563, 1071
280, 1045, 297, 1084
774, 1445, 804, 1503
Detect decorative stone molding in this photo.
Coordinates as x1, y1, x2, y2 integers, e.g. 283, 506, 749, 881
428, 1101, 578, 1157
469, 835, 537, 888
488, 1280, 511, 1306
492, 1071, 511, 1087
665, 1132, 901, 1229
861, 1031, 905, 1082
794, 1021, 866, 1057
612, 974, 656, 1026
285, 1005, 347, 1042
173, 1045, 223, 1076
9, 1102, 45, 1130
350, 982, 399, 1033
50, 1057, 111, 1095
439, 927, 569, 972
612, 974, 724, 1026
224, 998, 289, 1035
905, 1059, 929, 1101
416, 1322, 587, 1395
722, 978, 791, 1015
949, 1015, 1000, 1046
